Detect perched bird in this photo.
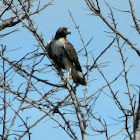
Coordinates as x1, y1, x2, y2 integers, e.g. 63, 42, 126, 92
46, 27, 86, 87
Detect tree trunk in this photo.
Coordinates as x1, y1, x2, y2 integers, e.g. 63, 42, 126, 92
134, 95, 140, 140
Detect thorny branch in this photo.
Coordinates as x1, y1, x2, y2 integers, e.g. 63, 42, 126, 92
85, 0, 140, 57
84, 0, 139, 139
0, 0, 140, 140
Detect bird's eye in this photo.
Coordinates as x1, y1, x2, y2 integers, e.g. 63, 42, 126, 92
63, 28, 67, 31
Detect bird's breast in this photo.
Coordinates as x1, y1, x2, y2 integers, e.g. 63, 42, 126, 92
51, 38, 65, 55
63, 58, 73, 72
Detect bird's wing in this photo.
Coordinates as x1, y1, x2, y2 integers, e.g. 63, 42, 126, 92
64, 42, 82, 72
46, 40, 53, 58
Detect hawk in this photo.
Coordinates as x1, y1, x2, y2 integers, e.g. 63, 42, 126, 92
46, 27, 86, 87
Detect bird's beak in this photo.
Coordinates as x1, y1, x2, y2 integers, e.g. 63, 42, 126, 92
67, 29, 71, 35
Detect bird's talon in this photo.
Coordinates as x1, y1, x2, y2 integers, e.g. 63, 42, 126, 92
65, 78, 69, 88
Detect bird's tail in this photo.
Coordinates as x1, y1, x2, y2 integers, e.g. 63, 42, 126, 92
71, 69, 87, 86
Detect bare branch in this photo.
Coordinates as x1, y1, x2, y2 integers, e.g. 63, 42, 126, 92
85, 0, 140, 57
128, 0, 140, 34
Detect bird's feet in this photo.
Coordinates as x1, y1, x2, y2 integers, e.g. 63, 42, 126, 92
65, 77, 69, 88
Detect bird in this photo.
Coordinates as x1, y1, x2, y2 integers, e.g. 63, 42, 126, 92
46, 27, 86, 87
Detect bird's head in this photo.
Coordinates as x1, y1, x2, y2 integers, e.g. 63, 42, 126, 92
55, 27, 71, 39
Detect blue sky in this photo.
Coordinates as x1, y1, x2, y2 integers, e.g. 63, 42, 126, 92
1, 0, 140, 140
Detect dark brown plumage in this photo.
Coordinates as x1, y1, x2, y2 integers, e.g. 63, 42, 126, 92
46, 27, 86, 86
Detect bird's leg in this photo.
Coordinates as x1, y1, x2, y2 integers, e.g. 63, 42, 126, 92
65, 71, 70, 87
